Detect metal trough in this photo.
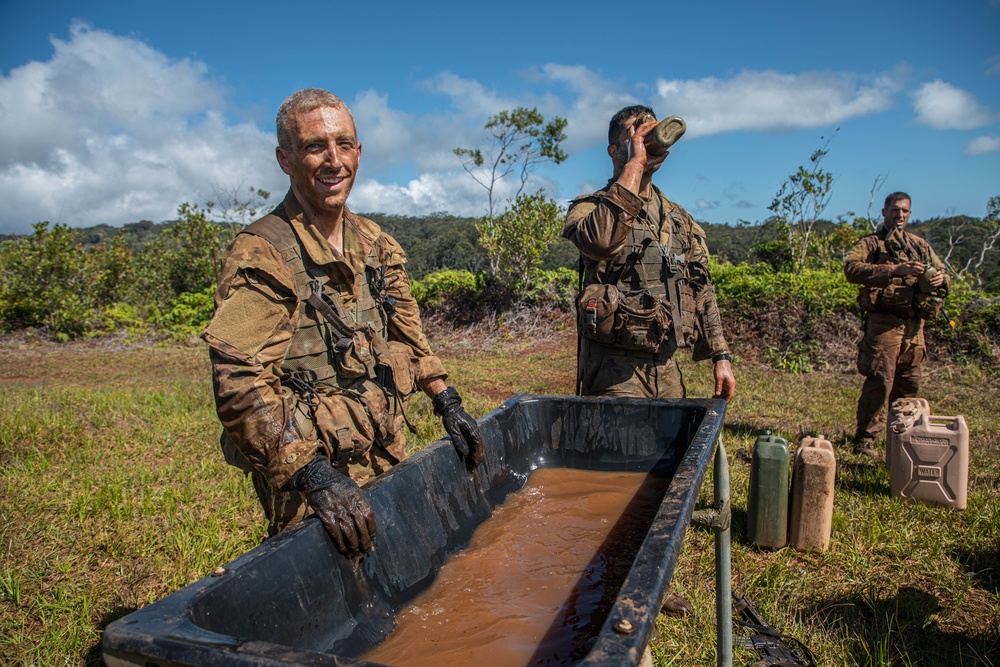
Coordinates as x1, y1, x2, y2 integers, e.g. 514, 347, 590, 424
103, 394, 728, 666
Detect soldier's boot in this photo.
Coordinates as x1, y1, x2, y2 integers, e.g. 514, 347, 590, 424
660, 592, 693, 618
853, 437, 878, 458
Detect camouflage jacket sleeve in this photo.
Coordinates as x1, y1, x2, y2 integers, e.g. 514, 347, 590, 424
562, 183, 645, 260
843, 232, 950, 292
844, 235, 894, 287
688, 219, 730, 360
377, 232, 447, 383
201, 234, 321, 490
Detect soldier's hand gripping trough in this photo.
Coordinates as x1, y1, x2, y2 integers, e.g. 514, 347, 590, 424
432, 386, 486, 469
290, 454, 377, 558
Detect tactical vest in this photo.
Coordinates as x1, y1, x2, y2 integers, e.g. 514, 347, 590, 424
857, 230, 941, 319
241, 212, 393, 386
577, 191, 697, 354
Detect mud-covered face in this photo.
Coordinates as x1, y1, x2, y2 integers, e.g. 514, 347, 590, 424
883, 198, 912, 230
276, 106, 361, 217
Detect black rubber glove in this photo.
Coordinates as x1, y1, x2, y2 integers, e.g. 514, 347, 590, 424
432, 386, 486, 469
290, 455, 376, 558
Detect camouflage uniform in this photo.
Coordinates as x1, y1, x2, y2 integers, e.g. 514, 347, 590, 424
563, 182, 730, 399
844, 224, 949, 447
202, 191, 446, 535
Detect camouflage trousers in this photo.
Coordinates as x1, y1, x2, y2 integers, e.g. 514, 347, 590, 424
578, 339, 686, 399
854, 312, 926, 444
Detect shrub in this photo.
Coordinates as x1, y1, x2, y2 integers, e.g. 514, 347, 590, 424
929, 293, 1000, 363
712, 261, 856, 315
477, 191, 564, 285
132, 204, 240, 313
94, 302, 148, 336
522, 267, 577, 310
749, 239, 794, 272
411, 270, 478, 309
0, 222, 124, 338
157, 288, 216, 340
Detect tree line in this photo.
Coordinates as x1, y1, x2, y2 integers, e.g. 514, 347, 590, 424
1, 106, 997, 356
2, 199, 997, 342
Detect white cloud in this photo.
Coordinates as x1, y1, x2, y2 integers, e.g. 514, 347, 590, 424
350, 88, 471, 175
351, 168, 557, 219
0, 22, 284, 234
352, 172, 485, 217
911, 80, 995, 130
534, 65, 638, 152
350, 89, 417, 163
421, 72, 515, 120
651, 69, 896, 137
696, 199, 718, 211
966, 135, 1000, 155
354, 72, 571, 182
10, 28, 981, 235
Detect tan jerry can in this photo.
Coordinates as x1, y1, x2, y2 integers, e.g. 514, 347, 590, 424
887, 399, 969, 510
789, 435, 836, 553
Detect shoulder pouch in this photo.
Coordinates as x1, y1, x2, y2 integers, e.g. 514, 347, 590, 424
578, 283, 620, 344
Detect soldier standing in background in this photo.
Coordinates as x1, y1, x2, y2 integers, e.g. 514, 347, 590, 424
562, 105, 736, 617
845, 191, 949, 457
202, 88, 484, 558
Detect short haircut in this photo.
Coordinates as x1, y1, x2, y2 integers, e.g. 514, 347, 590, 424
276, 88, 350, 150
884, 191, 911, 209
608, 105, 655, 146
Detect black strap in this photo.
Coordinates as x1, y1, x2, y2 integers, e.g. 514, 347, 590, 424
733, 617, 818, 667
665, 270, 686, 347
306, 280, 355, 351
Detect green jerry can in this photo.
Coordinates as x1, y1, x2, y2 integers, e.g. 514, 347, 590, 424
747, 431, 789, 549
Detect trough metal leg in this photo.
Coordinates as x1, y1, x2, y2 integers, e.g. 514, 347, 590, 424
691, 434, 733, 667
714, 440, 732, 667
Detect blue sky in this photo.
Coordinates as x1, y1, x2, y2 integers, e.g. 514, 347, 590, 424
1, 0, 998, 235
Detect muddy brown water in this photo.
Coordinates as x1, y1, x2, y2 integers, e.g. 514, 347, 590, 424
360, 466, 671, 666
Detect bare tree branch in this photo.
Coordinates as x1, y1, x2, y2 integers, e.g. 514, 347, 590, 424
865, 173, 888, 231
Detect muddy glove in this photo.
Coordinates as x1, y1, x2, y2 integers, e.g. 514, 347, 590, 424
432, 386, 485, 469
290, 454, 376, 558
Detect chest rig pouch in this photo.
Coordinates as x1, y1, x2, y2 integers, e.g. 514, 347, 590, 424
913, 288, 945, 320
578, 196, 696, 354
860, 234, 917, 318
241, 215, 410, 462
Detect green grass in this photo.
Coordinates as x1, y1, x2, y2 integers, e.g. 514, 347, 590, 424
0, 340, 997, 666
666, 354, 1000, 666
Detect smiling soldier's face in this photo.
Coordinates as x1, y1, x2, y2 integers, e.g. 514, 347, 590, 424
277, 105, 361, 216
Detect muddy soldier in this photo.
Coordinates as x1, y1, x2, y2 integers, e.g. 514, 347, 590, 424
845, 191, 949, 457
563, 105, 736, 616
202, 88, 484, 558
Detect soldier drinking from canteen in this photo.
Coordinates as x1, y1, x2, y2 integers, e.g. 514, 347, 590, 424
562, 105, 736, 616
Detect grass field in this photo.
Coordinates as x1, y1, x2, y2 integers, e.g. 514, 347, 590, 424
0, 333, 997, 666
